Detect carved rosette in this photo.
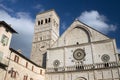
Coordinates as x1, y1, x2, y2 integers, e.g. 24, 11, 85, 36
73, 49, 85, 60
101, 54, 110, 62
53, 60, 60, 67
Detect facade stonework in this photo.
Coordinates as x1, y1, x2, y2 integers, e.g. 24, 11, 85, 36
0, 9, 120, 80
33, 10, 119, 80
31, 10, 60, 66
45, 20, 120, 80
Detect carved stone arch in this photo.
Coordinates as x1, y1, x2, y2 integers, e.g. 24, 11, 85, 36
74, 25, 92, 42
75, 77, 87, 80
65, 25, 91, 45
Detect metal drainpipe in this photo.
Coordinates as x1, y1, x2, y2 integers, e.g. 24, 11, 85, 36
4, 50, 12, 80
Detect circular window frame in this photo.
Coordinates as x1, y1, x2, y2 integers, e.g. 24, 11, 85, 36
73, 49, 86, 60
53, 60, 60, 67
101, 54, 110, 62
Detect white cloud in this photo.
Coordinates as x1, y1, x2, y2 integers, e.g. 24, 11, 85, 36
0, 9, 34, 58
78, 10, 117, 34
61, 22, 67, 30
0, 4, 14, 12
34, 4, 43, 9
34, 4, 45, 12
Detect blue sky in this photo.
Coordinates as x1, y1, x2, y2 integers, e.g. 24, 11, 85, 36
0, 0, 120, 58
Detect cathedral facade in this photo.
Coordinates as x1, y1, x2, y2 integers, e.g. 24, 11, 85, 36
31, 9, 120, 80
0, 9, 120, 80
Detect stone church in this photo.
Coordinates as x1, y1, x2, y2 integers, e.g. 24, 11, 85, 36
30, 9, 120, 80
0, 9, 120, 80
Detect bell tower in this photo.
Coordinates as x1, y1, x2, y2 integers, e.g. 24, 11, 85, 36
30, 9, 60, 66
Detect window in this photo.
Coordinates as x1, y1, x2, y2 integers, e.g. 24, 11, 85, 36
26, 62, 28, 68
48, 18, 51, 22
40, 69, 42, 75
104, 63, 109, 67
76, 42, 79, 45
32, 66, 34, 71
41, 20, 43, 24
11, 71, 16, 78
23, 75, 28, 80
0, 51, 3, 62
14, 55, 19, 63
45, 19, 47, 23
38, 21, 40, 25
1, 34, 9, 46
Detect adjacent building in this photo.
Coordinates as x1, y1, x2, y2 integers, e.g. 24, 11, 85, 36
0, 21, 45, 80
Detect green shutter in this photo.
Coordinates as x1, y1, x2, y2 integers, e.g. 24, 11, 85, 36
1, 34, 9, 46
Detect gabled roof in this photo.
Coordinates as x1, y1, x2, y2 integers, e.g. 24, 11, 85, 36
0, 21, 17, 33
60, 19, 110, 39
50, 19, 110, 48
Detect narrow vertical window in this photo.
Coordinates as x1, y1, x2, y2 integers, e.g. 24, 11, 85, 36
32, 66, 34, 71
41, 20, 43, 24
14, 55, 17, 61
14, 55, 19, 63
11, 71, 16, 78
38, 21, 40, 25
45, 19, 47, 23
17, 57, 19, 63
40, 69, 42, 75
23, 75, 28, 80
26, 62, 28, 68
48, 18, 51, 22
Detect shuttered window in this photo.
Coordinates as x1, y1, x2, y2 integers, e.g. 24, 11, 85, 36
1, 34, 9, 46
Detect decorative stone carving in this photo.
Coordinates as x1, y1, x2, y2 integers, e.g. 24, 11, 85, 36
53, 60, 60, 67
101, 54, 110, 62
73, 49, 85, 60
75, 77, 87, 80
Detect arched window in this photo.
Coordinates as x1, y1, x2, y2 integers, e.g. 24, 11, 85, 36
76, 42, 79, 45
45, 19, 47, 23
104, 63, 109, 67
48, 18, 51, 22
38, 21, 40, 25
41, 20, 43, 24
